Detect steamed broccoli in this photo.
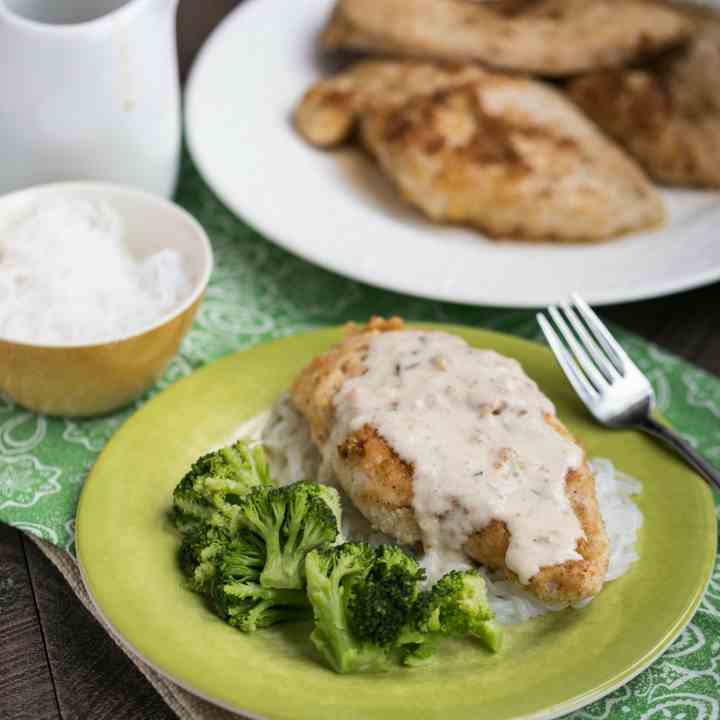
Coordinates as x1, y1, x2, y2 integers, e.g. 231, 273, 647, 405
221, 531, 267, 580
230, 482, 341, 589
174, 467, 340, 632
417, 570, 499, 641
305, 547, 502, 673
347, 545, 426, 646
179, 524, 265, 593
305, 543, 392, 673
178, 492, 314, 631
178, 524, 229, 592
208, 570, 310, 632
305, 543, 427, 673
172, 440, 271, 533
400, 570, 502, 665
172, 443, 504, 663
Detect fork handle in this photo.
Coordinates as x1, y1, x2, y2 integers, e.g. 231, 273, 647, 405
641, 416, 720, 493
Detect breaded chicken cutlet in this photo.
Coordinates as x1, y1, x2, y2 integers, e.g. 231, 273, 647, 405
567, 11, 720, 188
295, 61, 664, 242
295, 61, 488, 148
290, 318, 609, 605
321, 0, 694, 77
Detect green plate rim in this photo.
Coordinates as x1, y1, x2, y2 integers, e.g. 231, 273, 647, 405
76, 324, 718, 720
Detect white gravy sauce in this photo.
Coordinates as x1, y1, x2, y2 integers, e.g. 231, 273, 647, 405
332, 330, 585, 584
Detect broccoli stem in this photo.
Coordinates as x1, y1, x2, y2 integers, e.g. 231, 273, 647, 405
472, 619, 503, 652
259, 532, 296, 588
308, 582, 355, 672
307, 573, 390, 674
274, 516, 331, 590
234, 601, 311, 633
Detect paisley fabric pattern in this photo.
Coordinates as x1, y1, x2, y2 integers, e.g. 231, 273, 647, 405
0, 154, 718, 718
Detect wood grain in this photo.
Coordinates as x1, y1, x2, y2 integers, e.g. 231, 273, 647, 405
0, 524, 59, 720
604, 283, 720, 375
21, 537, 175, 720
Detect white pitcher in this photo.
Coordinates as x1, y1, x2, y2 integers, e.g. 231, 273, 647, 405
0, 0, 181, 198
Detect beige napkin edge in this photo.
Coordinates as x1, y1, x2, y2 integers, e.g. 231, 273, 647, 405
28, 535, 242, 720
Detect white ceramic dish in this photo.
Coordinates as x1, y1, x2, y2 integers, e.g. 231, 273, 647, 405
185, 0, 720, 308
0, 0, 181, 198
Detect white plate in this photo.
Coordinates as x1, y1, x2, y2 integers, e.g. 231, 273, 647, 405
185, 0, 720, 308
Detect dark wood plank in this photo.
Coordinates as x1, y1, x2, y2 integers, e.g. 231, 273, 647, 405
22, 538, 175, 720
603, 282, 720, 375
177, 0, 241, 80
0, 525, 60, 720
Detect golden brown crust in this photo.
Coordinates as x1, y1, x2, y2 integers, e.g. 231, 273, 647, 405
357, 76, 663, 242
567, 15, 720, 188
289, 317, 609, 603
339, 424, 415, 509
295, 61, 664, 243
289, 316, 403, 445
294, 61, 489, 148
320, 0, 694, 77
465, 415, 608, 602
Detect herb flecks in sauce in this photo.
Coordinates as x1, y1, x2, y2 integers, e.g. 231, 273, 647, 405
333, 331, 585, 584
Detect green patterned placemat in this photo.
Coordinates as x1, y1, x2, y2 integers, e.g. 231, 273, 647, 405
1, 153, 718, 719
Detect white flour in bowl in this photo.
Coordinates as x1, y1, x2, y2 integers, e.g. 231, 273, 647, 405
0, 199, 190, 345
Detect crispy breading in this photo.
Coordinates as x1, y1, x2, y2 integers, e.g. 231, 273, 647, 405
289, 318, 609, 604
295, 61, 663, 242
294, 61, 488, 147
567, 13, 720, 188
290, 316, 404, 446
320, 0, 694, 77
357, 73, 663, 242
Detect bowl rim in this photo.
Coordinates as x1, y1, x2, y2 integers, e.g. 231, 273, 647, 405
0, 180, 213, 350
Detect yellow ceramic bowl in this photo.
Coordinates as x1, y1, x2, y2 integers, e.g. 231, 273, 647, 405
0, 182, 213, 417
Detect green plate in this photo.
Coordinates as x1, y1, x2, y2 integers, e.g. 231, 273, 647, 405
76, 326, 717, 720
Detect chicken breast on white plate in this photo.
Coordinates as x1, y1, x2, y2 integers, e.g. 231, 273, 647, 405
568, 10, 720, 188
290, 317, 610, 605
295, 60, 488, 148
296, 61, 664, 242
321, 0, 694, 77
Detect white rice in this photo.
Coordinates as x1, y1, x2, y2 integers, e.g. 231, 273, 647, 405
257, 394, 643, 625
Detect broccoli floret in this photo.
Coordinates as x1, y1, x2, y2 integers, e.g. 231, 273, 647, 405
172, 440, 271, 533
400, 570, 502, 664
221, 532, 266, 580
305, 543, 394, 674
303, 482, 343, 536
178, 524, 265, 593
416, 570, 494, 636
179, 512, 311, 633
209, 571, 310, 632
347, 545, 426, 646
178, 525, 228, 592
231, 482, 340, 589
305, 547, 501, 673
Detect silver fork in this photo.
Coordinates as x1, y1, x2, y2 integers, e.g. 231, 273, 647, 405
538, 294, 720, 492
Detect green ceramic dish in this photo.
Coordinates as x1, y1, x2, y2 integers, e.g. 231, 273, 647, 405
76, 326, 717, 720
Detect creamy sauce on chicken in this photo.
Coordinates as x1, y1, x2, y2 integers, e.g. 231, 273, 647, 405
332, 331, 585, 584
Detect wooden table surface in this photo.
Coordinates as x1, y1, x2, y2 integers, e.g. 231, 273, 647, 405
2, 2, 719, 718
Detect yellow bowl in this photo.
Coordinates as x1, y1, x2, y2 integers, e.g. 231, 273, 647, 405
0, 182, 213, 417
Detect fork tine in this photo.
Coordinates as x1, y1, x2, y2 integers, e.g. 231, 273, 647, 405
548, 306, 607, 392
561, 302, 620, 384
570, 293, 632, 375
537, 313, 598, 409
